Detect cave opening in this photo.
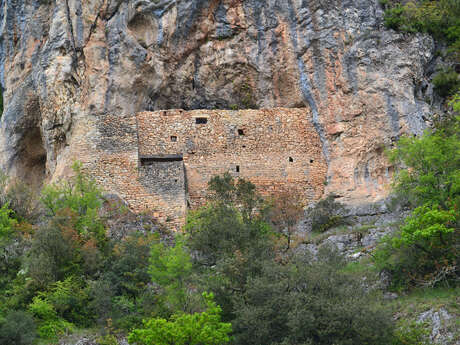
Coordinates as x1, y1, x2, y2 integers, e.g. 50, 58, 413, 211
17, 126, 46, 190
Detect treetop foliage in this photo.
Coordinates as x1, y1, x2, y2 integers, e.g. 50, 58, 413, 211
128, 293, 232, 345
377, 114, 459, 289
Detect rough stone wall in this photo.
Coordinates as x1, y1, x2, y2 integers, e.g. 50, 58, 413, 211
0, 0, 438, 211
81, 108, 326, 227
138, 108, 327, 209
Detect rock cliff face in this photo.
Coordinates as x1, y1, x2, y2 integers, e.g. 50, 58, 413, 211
0, 0, 436, 206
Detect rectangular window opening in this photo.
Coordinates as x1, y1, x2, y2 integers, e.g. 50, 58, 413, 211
140, 155, 183, 166
195, 117, 208, 124
170, 135, 177, 142
236, 165, 240, 173
238, 129, 244, 136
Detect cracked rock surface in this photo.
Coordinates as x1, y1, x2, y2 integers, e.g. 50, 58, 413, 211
0, 0, 438, 204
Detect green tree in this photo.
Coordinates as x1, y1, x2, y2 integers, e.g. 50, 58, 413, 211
41, 162, 106, 247
149, 238, 193, 314
127, 293, 232, 345
0, 203, 22, 310
232, 249, 395, 345
378, 115, 460, 288
28, 295, 74, 341
269, 191, 305, 251
0, 310, 36, 345
185, 174, 273, 320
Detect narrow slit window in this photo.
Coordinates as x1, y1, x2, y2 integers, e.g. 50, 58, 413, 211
170, 135, 177, 142
238, 129, 244, 136
195, 117, 208, 124
289, 157, 294, 162
236, 165, 240, 173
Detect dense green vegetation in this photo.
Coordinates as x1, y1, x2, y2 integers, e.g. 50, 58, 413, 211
382, 0, 460, 98
0, 163, 165, 344
375, 114, 459, 290
0, 108, 458, 344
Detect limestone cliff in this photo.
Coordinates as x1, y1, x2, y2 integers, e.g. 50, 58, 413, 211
0, 0, 437, 208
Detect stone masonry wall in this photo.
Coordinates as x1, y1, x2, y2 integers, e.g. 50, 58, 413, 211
82, 108, 327, 228
136, 107, 327, 224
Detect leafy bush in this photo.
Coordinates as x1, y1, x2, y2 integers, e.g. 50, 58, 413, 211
0, 203, 23, 308
232, 248, 395, 345
432, 68, 460, 97
309, 194, 347, 232
376, 115, 460, 289
128, 293, 232, 345
382, 0, 460, 100
28, 293, 76, 341
0, 203, 16, 241
25, 216, 102, 288
0, 310, 36, 345
0, 173, 41, 222
41, 162, 106, 247
149, 238, 193, 314
383, 0, 460, 41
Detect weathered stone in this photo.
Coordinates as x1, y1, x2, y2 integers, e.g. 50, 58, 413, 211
83, 108, 326, 227
0, 0, 438, 221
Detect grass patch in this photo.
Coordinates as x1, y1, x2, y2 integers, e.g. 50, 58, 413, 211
389, 287, 460, 316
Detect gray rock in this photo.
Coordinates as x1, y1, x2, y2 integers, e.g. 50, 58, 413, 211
418, 308, 456, 345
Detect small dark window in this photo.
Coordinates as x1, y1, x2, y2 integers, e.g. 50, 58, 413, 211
238, 129, 244, 136
310, 159, 314, 163
171, 135, 177, 142
140, 155, 183, 166
242, 145, 246, 148
236, 165, 240, 173
289, 157, 294, 162
174, 179, 178, 183
196, 117, 208, 124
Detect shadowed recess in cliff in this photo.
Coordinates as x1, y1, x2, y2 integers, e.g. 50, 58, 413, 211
16, 125, 46, 190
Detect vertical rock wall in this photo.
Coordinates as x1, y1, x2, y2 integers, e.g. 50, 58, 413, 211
0, 0, 436, 205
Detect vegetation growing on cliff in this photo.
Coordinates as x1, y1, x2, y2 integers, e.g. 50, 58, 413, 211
0, 129, 458, 344
382, 0, 460, 98
375, 114, 459, 290
0, 165, 446, 345
0, 165, 165, 344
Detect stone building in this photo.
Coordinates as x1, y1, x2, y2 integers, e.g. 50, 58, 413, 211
86, 108, 327, 228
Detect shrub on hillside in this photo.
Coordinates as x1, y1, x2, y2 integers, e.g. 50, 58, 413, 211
0, 310, 36, 345
232, 248, 395, 345
432, 68, 460, 97
375, 115, 459, 289
309, 194, 347, 232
